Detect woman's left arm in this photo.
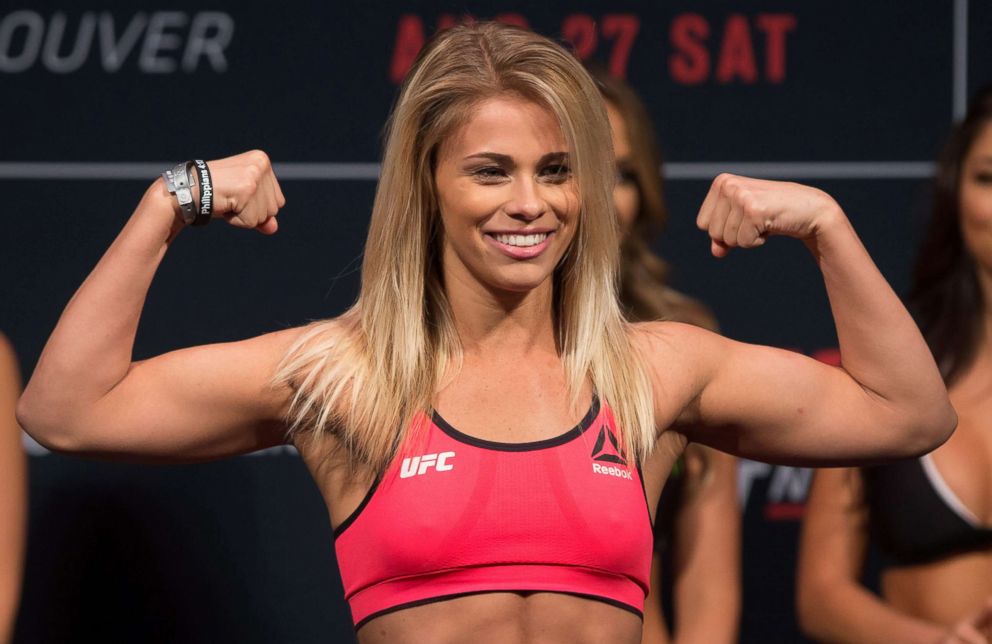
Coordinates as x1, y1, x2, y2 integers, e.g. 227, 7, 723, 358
642, 175, 955, 464
670, 445, 739, 644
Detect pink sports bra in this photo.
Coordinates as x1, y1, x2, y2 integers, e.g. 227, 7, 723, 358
333, 396, 654, 630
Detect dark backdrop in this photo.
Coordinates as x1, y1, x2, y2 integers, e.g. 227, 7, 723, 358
2, 1, 986, 641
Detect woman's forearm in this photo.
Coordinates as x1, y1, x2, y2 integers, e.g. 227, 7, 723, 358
808, 208, 954, 445
799, 577, 945, 644
672, 448, 739, 644
18, 180, 181, 440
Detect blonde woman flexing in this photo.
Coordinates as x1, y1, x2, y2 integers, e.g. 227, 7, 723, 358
20, 23, 953, 644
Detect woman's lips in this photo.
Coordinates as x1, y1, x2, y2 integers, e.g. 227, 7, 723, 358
484, 231, 555, 259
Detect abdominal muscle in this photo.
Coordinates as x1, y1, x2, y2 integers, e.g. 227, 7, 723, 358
357, 591, 643, 644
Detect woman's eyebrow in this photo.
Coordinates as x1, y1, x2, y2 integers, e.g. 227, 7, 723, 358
461, 151, 569, 165
463, 152, 513, 165
539, 152, 569, 164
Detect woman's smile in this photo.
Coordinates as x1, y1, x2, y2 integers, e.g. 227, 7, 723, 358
483, 229, 557, 259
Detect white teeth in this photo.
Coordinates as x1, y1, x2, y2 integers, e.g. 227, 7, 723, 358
493, 232, 549, 247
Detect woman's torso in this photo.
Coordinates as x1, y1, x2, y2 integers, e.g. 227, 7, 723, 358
866, 361, 992, 624
295, 337, 688, 643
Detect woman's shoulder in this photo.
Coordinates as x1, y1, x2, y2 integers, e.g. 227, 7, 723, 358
627, 317, 719, 351
627, 318, 734, 411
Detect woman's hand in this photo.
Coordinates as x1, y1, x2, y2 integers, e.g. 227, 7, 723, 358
695, 174, 841, 257
167, 150, 286, 235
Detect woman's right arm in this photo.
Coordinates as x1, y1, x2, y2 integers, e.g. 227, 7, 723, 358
16, 151, 296, 463
796, 467, 947, 643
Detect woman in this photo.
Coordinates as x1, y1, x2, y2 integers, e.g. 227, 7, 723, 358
1, 333, 26, 643
592, 66, 740, 644
797, 88, 992, 643
19, 23, 954, 643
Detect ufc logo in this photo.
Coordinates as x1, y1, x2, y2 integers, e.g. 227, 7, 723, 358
400, 451, 455, 478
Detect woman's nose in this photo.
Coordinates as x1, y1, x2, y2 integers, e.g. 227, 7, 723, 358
504, 179, 546, 220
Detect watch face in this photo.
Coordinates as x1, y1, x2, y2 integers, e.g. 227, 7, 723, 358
177, 187, 193, 205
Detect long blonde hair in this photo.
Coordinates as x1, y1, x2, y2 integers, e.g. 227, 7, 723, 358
274, 22, 656, 475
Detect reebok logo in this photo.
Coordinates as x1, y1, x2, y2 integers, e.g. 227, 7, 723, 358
592, 462, 633, 480
590, 425, 627, 465
400, 451, 455, 478
590, 425, 633, 480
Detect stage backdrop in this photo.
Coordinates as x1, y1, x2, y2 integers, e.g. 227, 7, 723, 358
2, 1, 986, 641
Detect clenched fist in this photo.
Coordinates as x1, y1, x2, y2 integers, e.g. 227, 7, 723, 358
696, 174, 843, 257
161, 150, 286, 235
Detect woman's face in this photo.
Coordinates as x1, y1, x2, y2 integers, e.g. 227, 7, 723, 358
606, 101, 640, 234
960, 122, 992, 272
433, 95, 580, 295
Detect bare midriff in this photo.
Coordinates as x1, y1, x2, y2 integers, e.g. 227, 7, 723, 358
357, 591, 643, 644
882, 550, 992, 626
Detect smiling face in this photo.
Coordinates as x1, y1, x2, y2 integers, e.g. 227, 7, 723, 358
433, 95, 580, 296
960, 122, 992, 273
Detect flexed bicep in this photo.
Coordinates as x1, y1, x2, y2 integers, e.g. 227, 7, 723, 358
652, 174, 954, 465
23, 327, 304, 463
17, 150, 296, 462
686, 336, 935, 465
639, 322, 946, 466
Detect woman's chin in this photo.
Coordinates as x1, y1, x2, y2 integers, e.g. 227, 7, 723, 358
485, 269, 555, 296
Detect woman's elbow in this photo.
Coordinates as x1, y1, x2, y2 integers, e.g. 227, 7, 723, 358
902, 401, 957, 457
15, 392, 86, 453
795, 577, 833, 641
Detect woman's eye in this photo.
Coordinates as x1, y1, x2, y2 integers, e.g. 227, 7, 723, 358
974, 172, 992, 184
617, 167, 637, 185
473, 166, 507, 182
542, 164, 571, 182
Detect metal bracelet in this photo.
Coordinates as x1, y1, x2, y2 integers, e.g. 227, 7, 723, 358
162, 161, 197, 225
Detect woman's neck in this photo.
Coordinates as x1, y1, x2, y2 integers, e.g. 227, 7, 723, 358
951, 264, 992, 400
444, 272, 558, 358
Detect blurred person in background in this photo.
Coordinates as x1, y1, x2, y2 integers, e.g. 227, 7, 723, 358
0, 333, 26, 643
797, 87, 992, 643
591, 66, 739, 644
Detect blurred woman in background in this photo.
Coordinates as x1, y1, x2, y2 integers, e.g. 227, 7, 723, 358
592, 67, 740, 644
797, 87, 992, 643
1, 333, 26, 643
